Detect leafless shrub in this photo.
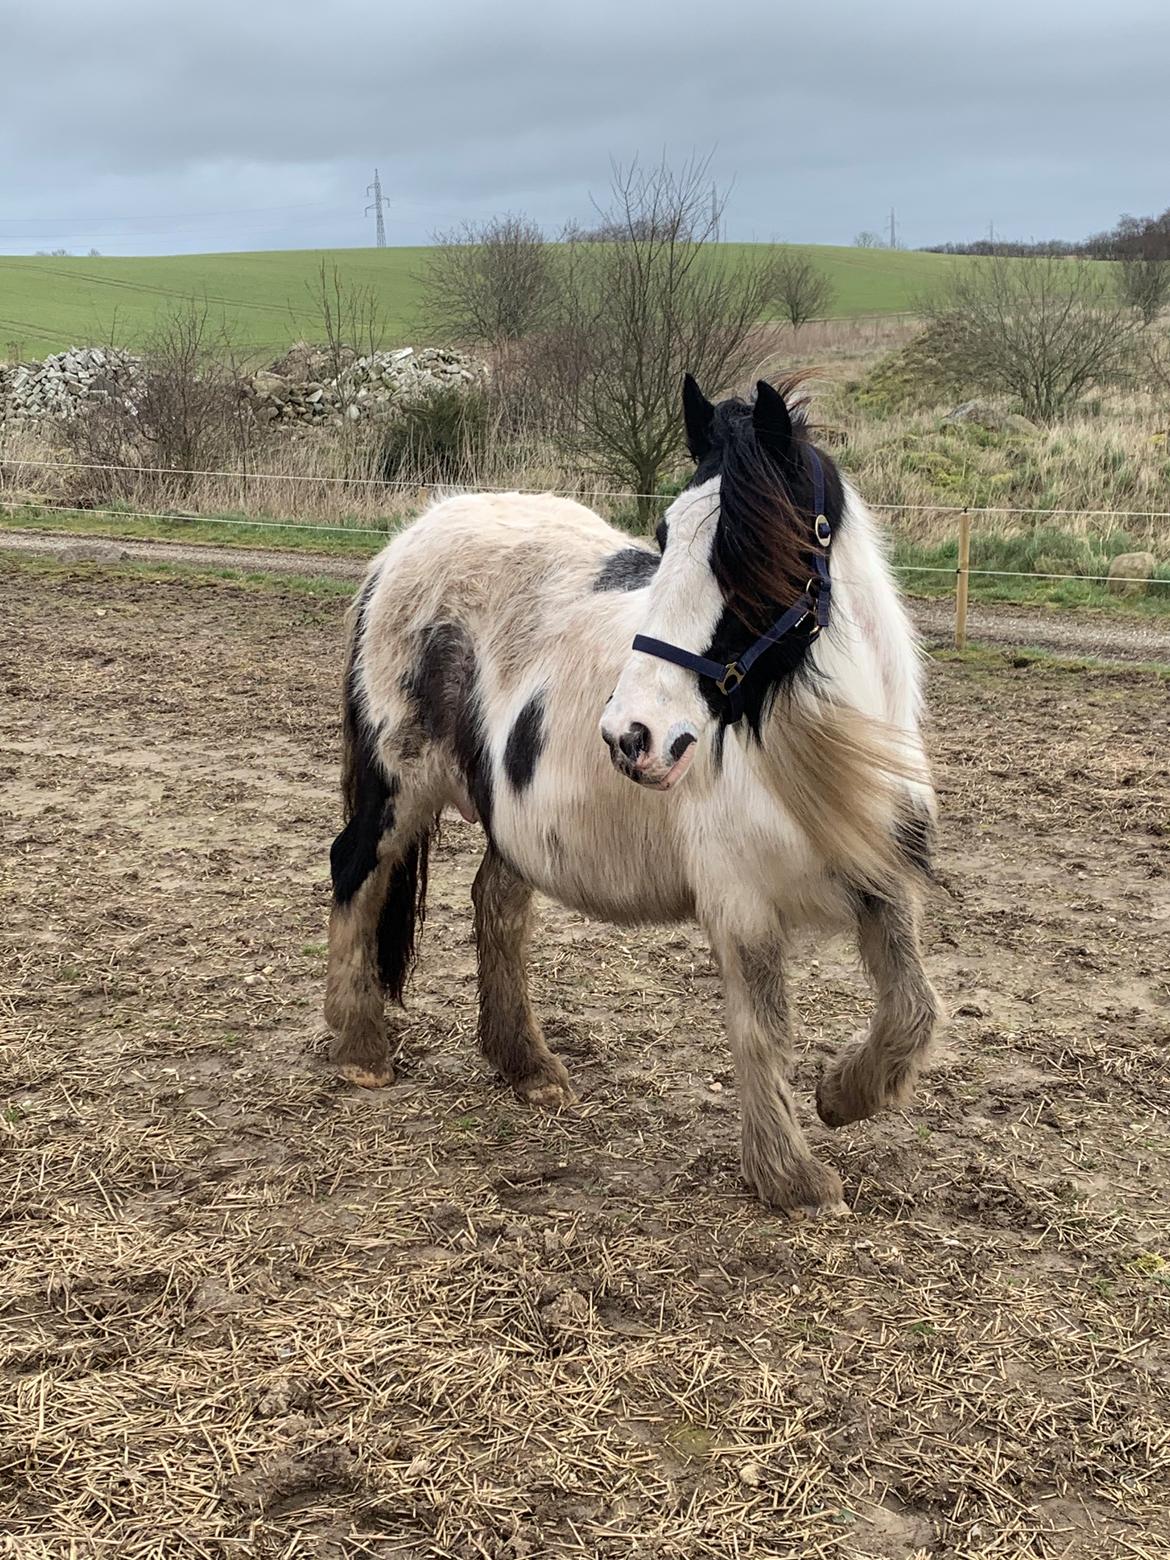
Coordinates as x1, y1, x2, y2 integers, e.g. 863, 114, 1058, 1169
308, 262, 388, 411
421, 215, 557, 350
1140, 329, 1170, 415
921, 253, 1140, 422
62, 301, 251, 504
1118, 256, 1170, 327
769, 251, 836, 332
536, 157, 775, 519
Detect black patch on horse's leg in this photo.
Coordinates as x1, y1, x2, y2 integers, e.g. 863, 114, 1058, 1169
399, 619, 495, 830
503, 692, 546, 793
453, 672, 495, 833
895, 809, 936, 882
376, 829, 433, 1003
330, 779, 397, 906
400, 621, 475, 744
592, 548, 660, 592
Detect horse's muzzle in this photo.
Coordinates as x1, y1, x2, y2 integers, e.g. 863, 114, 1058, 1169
601, 722, 697, 790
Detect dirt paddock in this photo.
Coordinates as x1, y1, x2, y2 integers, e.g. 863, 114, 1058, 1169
1, 559, 1168, 1559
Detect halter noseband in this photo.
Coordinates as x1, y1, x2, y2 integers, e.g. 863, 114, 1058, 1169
630, 448, 832, 724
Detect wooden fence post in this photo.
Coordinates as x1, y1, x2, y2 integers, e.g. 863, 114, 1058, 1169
955, 510, 971, 651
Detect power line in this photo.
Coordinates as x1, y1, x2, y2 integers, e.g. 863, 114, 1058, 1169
0, 201, 348, 229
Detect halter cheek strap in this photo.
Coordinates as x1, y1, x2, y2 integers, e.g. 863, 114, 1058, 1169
631, 449, 832, 724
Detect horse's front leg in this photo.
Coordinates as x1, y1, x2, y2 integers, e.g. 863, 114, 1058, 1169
707, 924, 847, 1218
472, 846, 575, 1108
817, 889, 941, 1128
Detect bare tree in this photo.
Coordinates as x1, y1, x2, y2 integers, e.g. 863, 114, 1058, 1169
854, 231, 884, 249
539, 157, 775, 520
921, 253, 1139, 422
420, 215, 556, 350
769, 250, 835, 332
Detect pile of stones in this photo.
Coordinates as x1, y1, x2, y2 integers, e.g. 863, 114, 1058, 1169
0, 347, 142, 424
0, 342, 487, 430
244, 344, 488, 426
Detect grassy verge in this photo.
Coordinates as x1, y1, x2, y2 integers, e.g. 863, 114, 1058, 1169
893, 532, 1170, 616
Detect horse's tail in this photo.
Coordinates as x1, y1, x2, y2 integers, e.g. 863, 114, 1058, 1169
771, 696, 934, 900
332, 567, 432, 1004
374, 834, 432, 1002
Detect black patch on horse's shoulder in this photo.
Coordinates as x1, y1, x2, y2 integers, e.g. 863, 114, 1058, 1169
592, 548, 659, 592
503, 692, 546, 793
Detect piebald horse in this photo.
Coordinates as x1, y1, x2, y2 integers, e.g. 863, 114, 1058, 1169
324, 375, 941, 1216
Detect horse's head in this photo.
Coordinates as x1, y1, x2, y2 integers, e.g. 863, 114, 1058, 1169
600, 373, 841, 789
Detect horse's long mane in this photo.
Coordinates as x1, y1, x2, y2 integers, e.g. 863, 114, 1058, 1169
707, 374, 842, 631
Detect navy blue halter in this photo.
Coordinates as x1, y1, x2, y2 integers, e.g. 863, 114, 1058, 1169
631, 448, 832, 724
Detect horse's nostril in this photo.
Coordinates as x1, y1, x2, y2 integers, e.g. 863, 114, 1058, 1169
618, 723, 650, 762
669, 731, 697, 763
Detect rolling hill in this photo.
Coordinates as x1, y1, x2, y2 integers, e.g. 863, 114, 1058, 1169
0, 244, 961, 363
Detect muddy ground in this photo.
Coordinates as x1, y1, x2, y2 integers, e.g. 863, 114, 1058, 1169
1, 558, 1167, 1560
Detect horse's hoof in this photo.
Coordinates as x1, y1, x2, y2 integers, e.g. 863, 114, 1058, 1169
337, 1063, 395, 1089
815, 1066, 871, 1129
516, 1074, 577, 1110
785, 1198, 851, 1222
751, 1157, 845, 1217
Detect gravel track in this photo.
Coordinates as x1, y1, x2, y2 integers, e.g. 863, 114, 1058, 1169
4, 526, 1169, 664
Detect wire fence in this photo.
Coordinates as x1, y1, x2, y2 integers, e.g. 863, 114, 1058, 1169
6, 453, 1170, 521
1, 458, 1167, 627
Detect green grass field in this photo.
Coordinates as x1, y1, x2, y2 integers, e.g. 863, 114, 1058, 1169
0, 244, 962, 362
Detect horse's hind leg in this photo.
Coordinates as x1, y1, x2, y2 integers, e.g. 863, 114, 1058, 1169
325, 783, 433, 1088
816, 890, 941, 1129
472, 845, 574, 1108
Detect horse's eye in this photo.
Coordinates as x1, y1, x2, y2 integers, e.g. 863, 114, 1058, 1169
655, 519, 668, 553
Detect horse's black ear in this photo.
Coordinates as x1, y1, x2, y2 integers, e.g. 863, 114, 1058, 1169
753, 380, 793, 464
682, 373, 715, 460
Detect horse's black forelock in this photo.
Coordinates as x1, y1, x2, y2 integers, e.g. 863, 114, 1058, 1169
685, 385, 846, 743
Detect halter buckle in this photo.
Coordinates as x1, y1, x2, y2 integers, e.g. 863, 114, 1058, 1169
815, 516, 832, 549
716, 662, 745, 697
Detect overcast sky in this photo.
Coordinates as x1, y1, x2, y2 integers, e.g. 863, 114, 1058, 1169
2, 0, 1167, 256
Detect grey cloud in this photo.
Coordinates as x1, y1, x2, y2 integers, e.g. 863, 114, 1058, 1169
2, 0, 1167, 254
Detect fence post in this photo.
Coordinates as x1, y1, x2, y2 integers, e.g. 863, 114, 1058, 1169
955, 510, 971, 651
